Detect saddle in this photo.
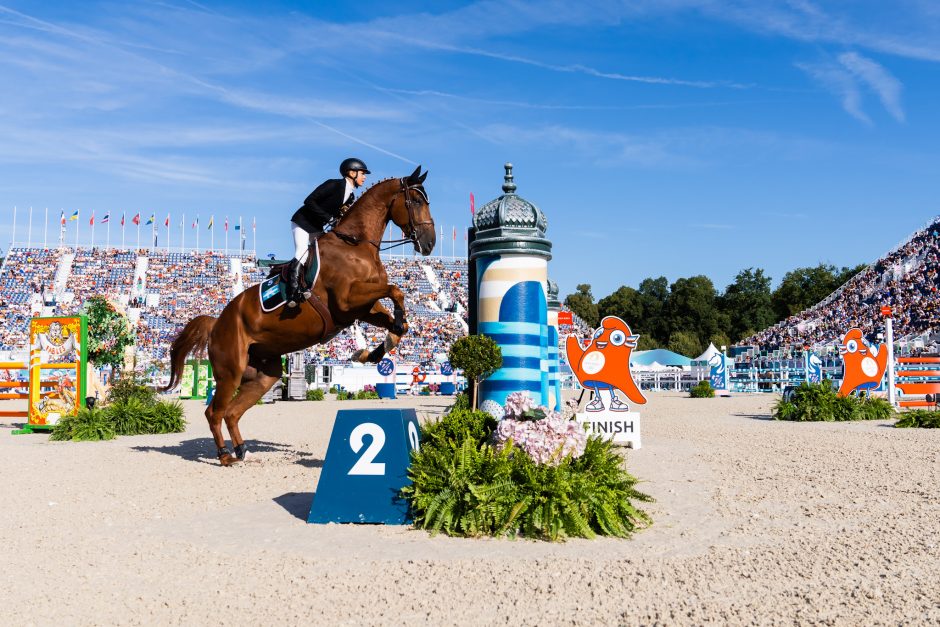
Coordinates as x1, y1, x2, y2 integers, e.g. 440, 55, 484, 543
259, 240, 336, 339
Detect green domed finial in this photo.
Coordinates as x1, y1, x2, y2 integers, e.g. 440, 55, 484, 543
502, 163, 516, 194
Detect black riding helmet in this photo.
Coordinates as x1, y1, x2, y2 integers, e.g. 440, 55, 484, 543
340, 157, 370, 175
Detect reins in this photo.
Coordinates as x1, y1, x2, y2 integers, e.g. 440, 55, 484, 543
332, 177, 432, 251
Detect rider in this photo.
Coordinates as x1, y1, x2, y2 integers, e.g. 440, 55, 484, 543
287, 157, 370, 306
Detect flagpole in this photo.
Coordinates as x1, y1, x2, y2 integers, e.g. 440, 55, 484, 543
252, 217, 256, 257
211, 215, 214, 251
11, 206, 16, 249
28, 206, 33, 248
121, 213, 125, 250
136, 216, 140, 251
196, 216, 200, 253
59, 210, 65, 248
106, 215, 111, 249
239, 216, 244, 253
44, 208, 48, 249
74, 210, 80, 249
90, 212, 95, 248
224, 216, 228, 254
181, 213, 185, 253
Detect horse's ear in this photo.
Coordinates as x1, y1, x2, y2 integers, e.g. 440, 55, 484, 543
418, 169, 428, 184
408, 165, 421, 184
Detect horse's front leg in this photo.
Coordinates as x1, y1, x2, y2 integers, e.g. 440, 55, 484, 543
343, 284, 408, 364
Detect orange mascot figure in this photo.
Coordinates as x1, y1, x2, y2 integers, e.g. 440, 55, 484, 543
837, 327, 888, 396
565, 316, 646, 412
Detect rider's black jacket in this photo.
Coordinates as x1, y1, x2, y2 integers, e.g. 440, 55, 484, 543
291, 179, 352, 233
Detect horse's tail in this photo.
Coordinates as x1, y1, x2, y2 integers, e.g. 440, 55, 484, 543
164, 315, 217, 392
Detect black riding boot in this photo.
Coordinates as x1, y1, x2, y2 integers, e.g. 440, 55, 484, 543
287, 259, 304, 307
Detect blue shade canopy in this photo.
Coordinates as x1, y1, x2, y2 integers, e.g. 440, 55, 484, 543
630, 349, 693, 368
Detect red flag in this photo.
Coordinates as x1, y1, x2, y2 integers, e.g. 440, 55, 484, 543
89, 211, 95, 226
121, 213, 125, 226
470, 192, 475, 215
224, 217, 229, 231
452, 226, 456, 241
165, 215, 170, 227
132, 213, 140, 225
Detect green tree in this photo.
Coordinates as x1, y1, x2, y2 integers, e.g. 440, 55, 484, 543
564, 283, 599, 328
667, 330, 702, 357
770, 264, 864, 320
664, 276, 728, 350
638, 276, 669, 342
448, 335, 503, 410
720, 268, 775, 342
597, 286, 643, 327
81, 296, 136, 370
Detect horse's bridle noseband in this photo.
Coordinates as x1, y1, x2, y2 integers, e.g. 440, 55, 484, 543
334, 177, 434, 251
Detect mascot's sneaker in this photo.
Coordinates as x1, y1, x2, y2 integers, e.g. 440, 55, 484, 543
586, 398, 605, 412
609, 397, 630, 412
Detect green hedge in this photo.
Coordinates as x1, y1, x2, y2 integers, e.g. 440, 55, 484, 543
895, 409, 940, 428
773, 382, 894, 422
402, 406, 652, 541
306, 388, 325, 401
50, 378, 186, 441
689, 380, 715, 398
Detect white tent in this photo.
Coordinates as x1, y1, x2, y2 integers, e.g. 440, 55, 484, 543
694, 343, 722, 363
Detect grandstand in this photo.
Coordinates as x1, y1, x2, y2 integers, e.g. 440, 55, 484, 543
0, 245, 590, 370
739, 216, 940, 357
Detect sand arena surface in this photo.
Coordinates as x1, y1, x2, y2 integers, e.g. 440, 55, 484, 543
2, 392, 939, 625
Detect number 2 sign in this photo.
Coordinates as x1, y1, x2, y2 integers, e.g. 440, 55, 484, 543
308, 409, 422, 525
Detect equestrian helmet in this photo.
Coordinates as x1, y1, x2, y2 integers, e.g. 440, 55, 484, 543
340, 157, 370, 175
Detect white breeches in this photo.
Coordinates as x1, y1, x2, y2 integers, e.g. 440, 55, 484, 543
291, 222, 315, 262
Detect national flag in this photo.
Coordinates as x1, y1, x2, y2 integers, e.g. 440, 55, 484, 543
69, 210, 79, 221
132, 213, 140, 225
207, 216, 214, 230
470, 193, 475, 216
252, 217, 256, 231
234, 223, 240, 231
224, 217, 228, 231
121, 213, 125, 226
192, 217, 199, 229
59, 211, 65, 226
453, 226, 456, 241
89, 211, 95, 226
164, 215, 170, 227
145, 214, 155, 225
101, 213, 110, 224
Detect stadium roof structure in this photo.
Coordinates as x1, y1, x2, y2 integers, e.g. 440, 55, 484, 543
630, 348, 693, 368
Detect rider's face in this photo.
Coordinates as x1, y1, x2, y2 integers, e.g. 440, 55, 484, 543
350, 170, 367, 188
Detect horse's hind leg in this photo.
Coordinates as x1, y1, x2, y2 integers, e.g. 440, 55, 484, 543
225, 354, 283, 461
207, 340, 249, 466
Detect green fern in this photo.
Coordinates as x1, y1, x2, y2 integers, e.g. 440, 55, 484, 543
403, 402, 652, 541
895, 409, 940, 428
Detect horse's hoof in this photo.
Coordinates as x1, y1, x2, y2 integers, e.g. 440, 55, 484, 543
219, 453, 240, 466
234, 443, 248, 460
287, 300, 297, 308
355, 349, 370, 364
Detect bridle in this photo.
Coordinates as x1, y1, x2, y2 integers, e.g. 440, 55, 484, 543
333, 177, 433, 251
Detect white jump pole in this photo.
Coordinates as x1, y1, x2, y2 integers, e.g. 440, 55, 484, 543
884, 307, 896, 407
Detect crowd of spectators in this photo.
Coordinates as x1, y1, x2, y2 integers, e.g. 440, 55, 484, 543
742, 217, 940, 352
0, 246, 592, 373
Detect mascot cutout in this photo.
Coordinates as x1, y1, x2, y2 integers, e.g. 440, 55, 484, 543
837, 328, 888, 396
565, 316, 645, 448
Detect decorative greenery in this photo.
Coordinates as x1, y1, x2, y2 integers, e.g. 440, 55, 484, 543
81, 296, 136, 370
689, 380, 715, 398
306, 388, 325, 401
50, 378, 185, 441
403, 405, 652, 541
895, 410, 940, 429
448, 335, 503, 409
773, 381, 895, 422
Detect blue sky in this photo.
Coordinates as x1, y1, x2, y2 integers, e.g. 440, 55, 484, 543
1, 1, 939, 300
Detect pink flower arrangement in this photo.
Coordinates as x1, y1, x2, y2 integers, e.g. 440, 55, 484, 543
494, 392, 587, 465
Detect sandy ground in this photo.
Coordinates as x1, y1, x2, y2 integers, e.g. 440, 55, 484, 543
2, 391, 939, 626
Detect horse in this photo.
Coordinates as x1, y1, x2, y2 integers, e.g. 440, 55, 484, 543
164, 166, 435, 466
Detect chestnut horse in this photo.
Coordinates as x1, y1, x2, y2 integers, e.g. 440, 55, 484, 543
165, 166, 435, 465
